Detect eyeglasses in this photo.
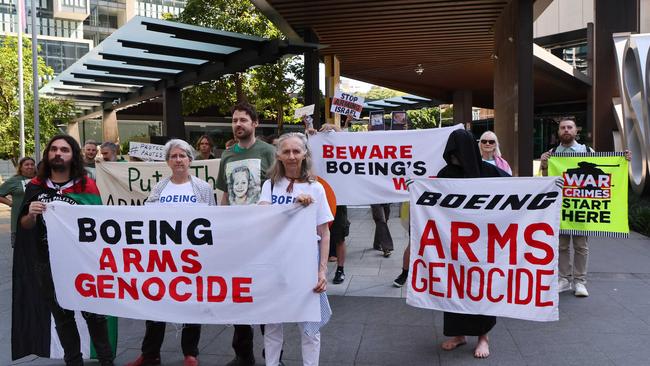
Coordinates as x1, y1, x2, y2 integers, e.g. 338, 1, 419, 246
480, 140, 496, 145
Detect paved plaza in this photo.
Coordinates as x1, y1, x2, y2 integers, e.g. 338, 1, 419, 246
3, 205, 650, 365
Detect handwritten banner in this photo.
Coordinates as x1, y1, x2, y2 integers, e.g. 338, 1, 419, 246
95, 160, 222, 205
308, 125, 463, 205
43, 204, 321, 324
406, 177, 562, 322
330, 90, 365, 118
128, 142, 165, 161
548, 152, 629, 237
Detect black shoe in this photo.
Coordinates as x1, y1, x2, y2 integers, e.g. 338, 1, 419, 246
225, 356, 255, 366
333, 268, 345, 284
393, 270, 408, 287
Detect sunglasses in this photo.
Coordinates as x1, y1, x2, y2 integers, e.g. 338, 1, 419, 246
480, 140, 496, 145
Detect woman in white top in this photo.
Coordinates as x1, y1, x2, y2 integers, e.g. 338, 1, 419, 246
259, 132, 333, 366
478, 130, 512, 175
128, 139, 215, 366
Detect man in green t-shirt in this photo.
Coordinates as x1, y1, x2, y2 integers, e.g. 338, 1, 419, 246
216, 102, 275, 206
0, 157, 36, 247
216, 102, 275, 366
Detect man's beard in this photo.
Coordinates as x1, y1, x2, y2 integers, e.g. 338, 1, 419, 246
560, 134, 574, 144
50, 157, 68, 172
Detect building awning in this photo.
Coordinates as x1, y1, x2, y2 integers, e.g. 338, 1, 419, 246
363, 94, 436, 111
40, 16, 319, 120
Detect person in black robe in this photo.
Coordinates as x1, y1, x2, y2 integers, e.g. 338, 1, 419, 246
437, 129, 510, 358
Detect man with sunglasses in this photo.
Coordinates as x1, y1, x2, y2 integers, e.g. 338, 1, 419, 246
540, 118, 630, 297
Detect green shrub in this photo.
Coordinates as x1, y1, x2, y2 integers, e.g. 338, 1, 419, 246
628, 195, 650, 237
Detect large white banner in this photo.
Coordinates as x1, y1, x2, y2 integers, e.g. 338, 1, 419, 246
406, 177, 562, 321
309, 125, 463, 205
43, 204, 321, 324
95, 159, 222, 205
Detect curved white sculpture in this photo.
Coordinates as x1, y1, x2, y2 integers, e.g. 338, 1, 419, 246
613, 32, 650, 195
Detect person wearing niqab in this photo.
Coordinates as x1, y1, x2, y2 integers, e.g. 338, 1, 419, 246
437, 129, 509, 358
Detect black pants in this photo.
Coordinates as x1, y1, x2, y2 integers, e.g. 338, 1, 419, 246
371, 204, 394, 251
141, 321, 201, 358
37, 263, 113, 366
232, 325, 254, 360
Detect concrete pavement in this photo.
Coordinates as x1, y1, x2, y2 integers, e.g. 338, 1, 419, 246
3, 204, 650, 365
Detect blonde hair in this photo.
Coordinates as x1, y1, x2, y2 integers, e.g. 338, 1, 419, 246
267, 132, 316, 184
478, 130, 502, 157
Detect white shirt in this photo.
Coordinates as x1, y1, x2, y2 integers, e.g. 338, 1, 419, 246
158, 181, 200, 205
260, 178, 334, 227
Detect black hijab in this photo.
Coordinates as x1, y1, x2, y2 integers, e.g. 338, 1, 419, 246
438, 129, 510, 178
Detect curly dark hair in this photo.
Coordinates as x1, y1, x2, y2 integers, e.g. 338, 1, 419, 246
38, 135, 87, 188
230, 101, 258, 122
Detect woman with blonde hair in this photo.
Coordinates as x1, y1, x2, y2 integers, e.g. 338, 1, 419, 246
259, 132, 333, 366
478, 130, 512, 175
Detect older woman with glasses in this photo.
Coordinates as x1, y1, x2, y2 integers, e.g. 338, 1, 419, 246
259, 132, 333, 366
478, 130, 512, 175
127, 139, 215, 366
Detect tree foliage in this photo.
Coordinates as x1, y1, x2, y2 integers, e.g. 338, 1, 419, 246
0, 36, 75, 165
174, 0, 304, 129
360, 86, 405, 101
407, 106, 454, 129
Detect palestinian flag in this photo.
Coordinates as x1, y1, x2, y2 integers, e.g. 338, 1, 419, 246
12, 176, 118, 361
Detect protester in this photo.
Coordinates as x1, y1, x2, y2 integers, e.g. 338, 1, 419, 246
0, 157, 36, 247
195, 134, 215, 160
99, 141, 123, 162
127, 139, 216, 366
540, 117, 631, 297
370, 203, 393, 257
259, 132, 333, 366
478, 130, 512, 175
316, 123, 350, 284
437, 129, 509, 359
393, 244, 410, 288
216, 102, 276, 366
83, 140, 98, 167
15, 135, 113, 365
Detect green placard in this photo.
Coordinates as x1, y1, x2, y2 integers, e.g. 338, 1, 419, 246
548, 152, 628, 237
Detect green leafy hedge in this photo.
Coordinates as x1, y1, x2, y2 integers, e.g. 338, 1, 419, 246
628, 194, 650, 237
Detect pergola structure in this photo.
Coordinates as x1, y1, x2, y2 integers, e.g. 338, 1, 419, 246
40, 16, 319, 141
251, 0, 633, 176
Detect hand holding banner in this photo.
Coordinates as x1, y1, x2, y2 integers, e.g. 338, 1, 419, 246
43, 204, 321, 324
406, 177, 562, 322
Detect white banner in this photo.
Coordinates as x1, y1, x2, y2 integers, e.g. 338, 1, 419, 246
128, 142, 165, 161
43, 204, 321, 324
294, 104, 315, 117
406, 177, 562, 322
95, 160, 222, 205
308, 125, 463, 205
330, 90, 364, 118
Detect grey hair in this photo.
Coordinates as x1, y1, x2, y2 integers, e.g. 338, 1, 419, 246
164, 139, 195, 161
100, 141, 119, 153
479, 130, 502, 157
267, 132, 316, 184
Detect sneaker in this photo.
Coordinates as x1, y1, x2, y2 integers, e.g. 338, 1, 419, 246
126, 355, 161, 366
383, 249, 392, 258
574, 282, 589, 297
393, 271, 408, 287
558, 277, 572, 293
183, 355, 199, 366
225, 356, 255, 366
333, 268, 345, 284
